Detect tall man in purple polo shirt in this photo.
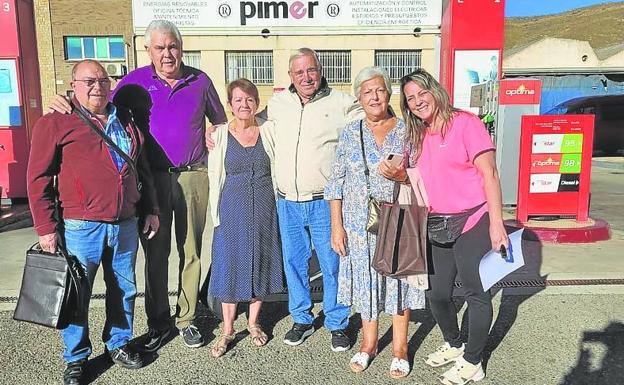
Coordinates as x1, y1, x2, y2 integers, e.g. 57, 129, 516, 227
124, 20, 227, 350
51, 20, 227, 351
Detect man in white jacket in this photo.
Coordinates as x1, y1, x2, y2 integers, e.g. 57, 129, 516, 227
267, 48, 361, 351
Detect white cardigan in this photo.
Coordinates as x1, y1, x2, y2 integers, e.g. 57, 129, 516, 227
207, 116, 277, 227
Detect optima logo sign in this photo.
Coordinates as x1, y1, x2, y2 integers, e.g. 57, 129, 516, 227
505, 84, 535, 96
499, 79, 541, 105
239, 1, 319, 25
532, 158, 560, 167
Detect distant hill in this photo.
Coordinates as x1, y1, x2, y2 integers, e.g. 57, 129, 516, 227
505, 2, 624, 52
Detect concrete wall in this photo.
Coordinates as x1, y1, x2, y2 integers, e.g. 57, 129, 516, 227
504, 37, 623, 72
602, 51, 624, 67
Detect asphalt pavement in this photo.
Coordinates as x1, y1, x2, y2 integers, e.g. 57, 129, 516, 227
0, 294, 622, 385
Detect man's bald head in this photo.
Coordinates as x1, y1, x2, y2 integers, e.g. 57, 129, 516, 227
71, 59, 107, 80
70, 59, 111, 115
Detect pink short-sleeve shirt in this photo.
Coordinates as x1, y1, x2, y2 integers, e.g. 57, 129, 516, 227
418, 111, 495, 233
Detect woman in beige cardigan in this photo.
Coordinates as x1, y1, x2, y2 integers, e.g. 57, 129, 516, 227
207, 78, 283, 357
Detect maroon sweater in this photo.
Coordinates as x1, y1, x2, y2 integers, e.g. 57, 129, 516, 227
27, 104, 159, 236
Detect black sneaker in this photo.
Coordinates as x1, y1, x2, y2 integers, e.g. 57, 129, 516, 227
330, 329, 351, 352
179, 325, 204, 348
63, 359, 86, 385
135, 328, 172, 353
107, 344, 143, 369
283, 323, 315, 346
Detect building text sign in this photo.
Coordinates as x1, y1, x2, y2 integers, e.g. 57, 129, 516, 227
133, 0, 442, 34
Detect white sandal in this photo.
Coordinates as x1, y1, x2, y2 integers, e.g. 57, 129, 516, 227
349, 351, 374, 373
389, 357, 411, 379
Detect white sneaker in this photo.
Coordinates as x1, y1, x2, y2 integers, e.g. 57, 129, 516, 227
439, 357, 485, 385
425, 342, 465, 367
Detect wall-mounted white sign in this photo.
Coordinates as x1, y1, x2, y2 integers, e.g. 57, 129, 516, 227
133, 0, 442, 35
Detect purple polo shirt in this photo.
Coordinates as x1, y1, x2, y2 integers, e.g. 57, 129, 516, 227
112, 64, 226, 169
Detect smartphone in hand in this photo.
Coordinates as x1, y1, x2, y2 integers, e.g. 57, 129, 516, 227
386, 153, 404, 168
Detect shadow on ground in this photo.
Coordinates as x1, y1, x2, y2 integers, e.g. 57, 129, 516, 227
559, 321, 624, 385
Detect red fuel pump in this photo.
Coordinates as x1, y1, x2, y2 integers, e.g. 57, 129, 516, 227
439, 0, 505, 108
0, 0, 42, 201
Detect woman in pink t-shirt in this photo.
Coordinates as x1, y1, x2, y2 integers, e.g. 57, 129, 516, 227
397, 69, 508, 385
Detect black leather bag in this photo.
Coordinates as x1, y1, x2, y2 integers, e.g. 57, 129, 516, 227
13, 243, 86, 329
428, 202, 486, 245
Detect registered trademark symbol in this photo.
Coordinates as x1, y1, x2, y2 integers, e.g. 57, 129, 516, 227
218, 3, 232, 18
326, 3, 340, 17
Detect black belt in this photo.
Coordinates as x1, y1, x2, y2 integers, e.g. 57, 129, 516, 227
166, 165, 206, 173
276, 191, 325, 201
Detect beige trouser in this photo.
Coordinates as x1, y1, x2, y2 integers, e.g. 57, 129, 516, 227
143, 170, 209, 330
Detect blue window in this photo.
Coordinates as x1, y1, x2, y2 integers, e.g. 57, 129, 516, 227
64, 36, 125, 61
83, 38, 95, 58
66, 37, 82, 60
109, 37, 125, 59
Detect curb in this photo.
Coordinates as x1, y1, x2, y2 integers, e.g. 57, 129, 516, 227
592, 159, 624, 170
0, 209, 33, 233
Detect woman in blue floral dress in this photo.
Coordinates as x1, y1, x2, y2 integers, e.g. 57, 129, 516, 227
325, 67, 426, 379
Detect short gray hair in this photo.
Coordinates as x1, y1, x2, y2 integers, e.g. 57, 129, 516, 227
144, 20, 182, 47
288, 48, 321, 71
353, 66, 392, 98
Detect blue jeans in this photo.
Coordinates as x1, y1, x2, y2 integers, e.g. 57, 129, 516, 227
61, 217, 139, 363
277, 198, 349, 331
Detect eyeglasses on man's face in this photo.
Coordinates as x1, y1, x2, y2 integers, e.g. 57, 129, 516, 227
73, 78, 111, 87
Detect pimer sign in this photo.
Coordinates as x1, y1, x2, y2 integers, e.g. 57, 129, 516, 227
517, 115, 595, 222
132, 0, 442, 34
238, 1, 320, 25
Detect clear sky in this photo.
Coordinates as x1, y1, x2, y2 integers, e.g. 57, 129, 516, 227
505, 0, 622, 17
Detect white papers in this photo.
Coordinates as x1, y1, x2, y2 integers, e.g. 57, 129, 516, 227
479, 229, 525, 291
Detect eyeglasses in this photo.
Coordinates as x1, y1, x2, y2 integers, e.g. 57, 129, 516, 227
73, 78, 111, 87
291, 67, 319, 78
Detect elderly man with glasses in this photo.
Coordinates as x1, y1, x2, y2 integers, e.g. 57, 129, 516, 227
271, 48, 363, 351
50, 20, 227, 352
28, 59, 160, 385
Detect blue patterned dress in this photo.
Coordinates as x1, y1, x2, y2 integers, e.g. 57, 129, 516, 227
209, 133, 285, 303
324, 118, 425, 321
